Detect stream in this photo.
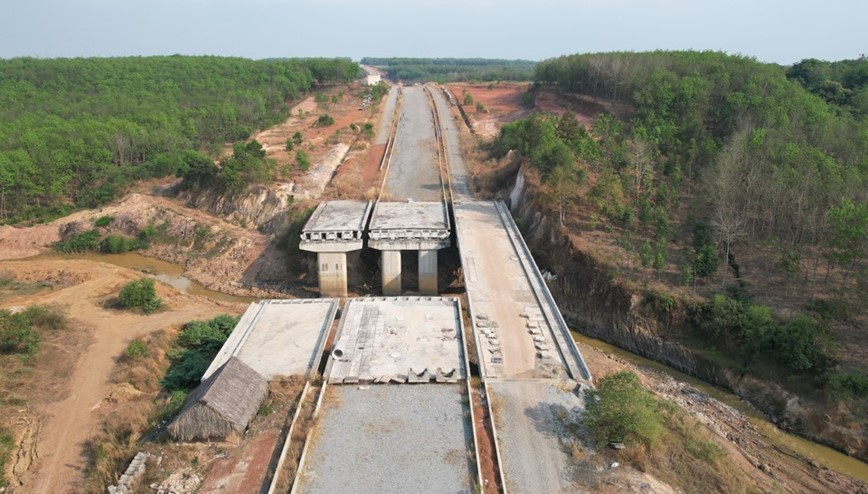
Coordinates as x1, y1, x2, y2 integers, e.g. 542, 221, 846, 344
572, 331, 868, 483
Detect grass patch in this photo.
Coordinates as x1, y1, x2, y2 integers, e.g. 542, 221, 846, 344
0, 427, 13, 488
94, 215, 114, 228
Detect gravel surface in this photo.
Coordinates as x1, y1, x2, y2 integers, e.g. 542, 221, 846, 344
430, 87, 472, 199
375, 86, 399, 144
488, 381, 586, 494
383, 86, 441, 201
298, 385, 474, 494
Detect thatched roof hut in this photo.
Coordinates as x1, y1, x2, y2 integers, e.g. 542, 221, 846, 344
167, 356, 268, 442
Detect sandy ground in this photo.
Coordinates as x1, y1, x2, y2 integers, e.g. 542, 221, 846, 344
445, 83, 532, 139
0, 192, 291, 297
0, 259, 245, 493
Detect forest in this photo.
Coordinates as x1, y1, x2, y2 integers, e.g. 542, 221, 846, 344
0, 56, 360, 223
360, 57, 535, 82
496, 51, 868, 393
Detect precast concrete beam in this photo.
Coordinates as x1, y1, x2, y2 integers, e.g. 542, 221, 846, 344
381, 250, 402, 295
418, 249, 438, 295
317, 252, 348, 297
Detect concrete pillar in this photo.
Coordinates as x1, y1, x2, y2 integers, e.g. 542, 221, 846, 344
381, 250, 402, 295
418, 249, 438, 295
317, 252, 348, 297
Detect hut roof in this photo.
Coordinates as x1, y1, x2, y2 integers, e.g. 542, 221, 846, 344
170, 356, 268, 439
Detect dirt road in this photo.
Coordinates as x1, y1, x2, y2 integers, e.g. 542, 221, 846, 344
0, 259, 245, 493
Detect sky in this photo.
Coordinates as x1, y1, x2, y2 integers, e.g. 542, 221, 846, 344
1, 0, 865, 64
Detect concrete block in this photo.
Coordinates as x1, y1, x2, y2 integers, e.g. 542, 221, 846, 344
317, 252, 348, 297
381, 250, 402, 295
418, 249, 438, 295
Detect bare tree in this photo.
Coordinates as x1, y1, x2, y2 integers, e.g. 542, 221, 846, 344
707, 129, 751, 287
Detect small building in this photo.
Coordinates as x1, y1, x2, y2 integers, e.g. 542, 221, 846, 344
364, 73, 381, 86
168, 357, 268, 442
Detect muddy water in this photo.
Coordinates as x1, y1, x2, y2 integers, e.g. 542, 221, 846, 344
31, 252, 256, 304
572, 331, 868, 483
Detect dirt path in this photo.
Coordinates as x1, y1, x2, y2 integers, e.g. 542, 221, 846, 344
0, 259, 245, 493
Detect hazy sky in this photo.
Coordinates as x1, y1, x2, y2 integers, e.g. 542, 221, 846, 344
2, 0, 864, 64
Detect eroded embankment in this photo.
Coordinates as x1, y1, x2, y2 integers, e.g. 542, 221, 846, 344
506, 166, 868, 465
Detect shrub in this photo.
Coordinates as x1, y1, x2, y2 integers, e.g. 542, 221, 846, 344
827, 372, 868, 399
584, 371, 663, 447
53, 229, 102, 253
125, 339, 149, 360
292, 131, 303, 145
0, 428, 13, 488
118, 278, 162, 314
315, 113, 335, 127
161, 315, 240, 392
0, 309, 41, 355
285, 139, 294, 152
100, 234, 141, 254
94, 215, 114, 228
362, 122, 374, 138
296, 150, 311, 171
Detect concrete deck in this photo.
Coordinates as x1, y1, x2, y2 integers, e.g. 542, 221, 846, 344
296, 385, 474, 494
455, 201, 582, 380
327, 297, 465, 384
488, 381, 585, 494
300, 200, 373, 252
203, 299, 337, 381
382, 85, 442, 202
368, 201, 450, 250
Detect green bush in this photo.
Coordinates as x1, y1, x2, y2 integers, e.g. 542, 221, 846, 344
584, 371, 663, 447
0, 305, 67, 356
125, 339, 149, 360
118, 278, 162, 314
161, 315, 240, 392
315, 113, 335, 127
362, 122, 374, 138
296, 150, 311, 171
100, 234, 141, 254
0, 427, 13, 488
0, 310, 40, 355
827, 372, 868, 399
94, 215, 114, 228
159, 389, 189, 422
285, 139, 294, 152
53, 229, 102, 253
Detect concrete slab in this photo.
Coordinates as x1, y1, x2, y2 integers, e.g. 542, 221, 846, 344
300, 200, 372, 253
368, 201, 450, 250
328, 297, 465, 384
203, 299, 337, 381
296, 385, 474, 494
488, 380, 586, 494
382, 86, 442, 202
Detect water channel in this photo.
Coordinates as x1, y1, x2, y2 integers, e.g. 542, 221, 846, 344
572, 331, 868, 483
20, 251, 868, 482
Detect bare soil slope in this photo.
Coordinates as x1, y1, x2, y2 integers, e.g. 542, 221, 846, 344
0, 259, 245, 493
